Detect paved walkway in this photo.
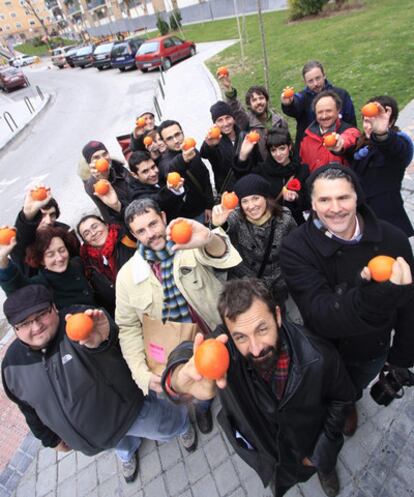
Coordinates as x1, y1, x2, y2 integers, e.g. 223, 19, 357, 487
0, 41, 413, 497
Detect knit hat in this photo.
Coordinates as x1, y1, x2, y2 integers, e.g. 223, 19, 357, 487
306, 163, 365, 206
82, 141, 108, 164
210, 101, 233, 123
4, 285, 53, 326
234, 174, 272, 200
137, 111, 155, 119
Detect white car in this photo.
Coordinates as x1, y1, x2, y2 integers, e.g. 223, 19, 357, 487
10, 55, 40, 67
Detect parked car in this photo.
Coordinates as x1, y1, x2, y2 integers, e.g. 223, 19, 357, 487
10, 55, 40, 67
0, 67, 28, 92
135, 35, 196, 72
51, 45, 77, 69
71, 44, 95, 68
65, 46, 83, 68
92, 42, 114, 70
110, 37, 146, 72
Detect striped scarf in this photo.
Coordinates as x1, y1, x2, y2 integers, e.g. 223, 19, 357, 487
140, 241, 192, 323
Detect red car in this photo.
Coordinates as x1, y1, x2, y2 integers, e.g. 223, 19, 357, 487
135, 35, 196, 72
0, 67, 28, 92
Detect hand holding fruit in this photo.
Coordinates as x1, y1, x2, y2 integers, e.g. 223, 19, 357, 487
168, 218, 213, 251
65, 309, 110, 348
364, 102, 392, 136
239, 134, 256, 161
171, 333, 228, 400
361, 256, 411, 285
212, 203, 231, 227
167, 172, 185, 192
0, 227, 17, 268
23, 185, 51, 220
282, 188, 298, 202
323, 132, 344, 152
93, 181, 121, 212
133, 117, 147, 137
216, 66, 232, 91
205, 126, 222, 146
181, 137, 197, 163
281, 86, 294, 105
90, 158, 110, 179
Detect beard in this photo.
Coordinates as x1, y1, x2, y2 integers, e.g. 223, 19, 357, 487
246, 345, 278, 373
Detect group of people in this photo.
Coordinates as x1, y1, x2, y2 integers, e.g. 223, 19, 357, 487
1, 59, 414, 497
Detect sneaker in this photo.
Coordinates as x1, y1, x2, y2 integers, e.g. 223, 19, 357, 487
180, 422, 197, 453
121, 451, 139, 483
343, 404, 358, 437
195, 407, 213, 434
317, 468, 340, 497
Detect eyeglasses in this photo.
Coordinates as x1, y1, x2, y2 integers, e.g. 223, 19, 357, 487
81, 222, 103, 240
164, 131, 183, 143
15, 306, 53, 332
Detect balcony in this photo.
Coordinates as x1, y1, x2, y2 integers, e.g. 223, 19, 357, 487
45, 0, 59, 8
66, 0, 81, 14
86, 0, 106, 11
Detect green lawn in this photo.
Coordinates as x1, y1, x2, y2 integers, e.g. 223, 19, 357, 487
180, 0, 414, 128
14, 38, 75, 57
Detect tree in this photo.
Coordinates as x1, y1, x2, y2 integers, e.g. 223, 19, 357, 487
22, 0, 50, 40
256, 0, 269, 94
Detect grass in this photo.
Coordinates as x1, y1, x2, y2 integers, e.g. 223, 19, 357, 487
180, 0, 414, 129
14, 38, 75, 57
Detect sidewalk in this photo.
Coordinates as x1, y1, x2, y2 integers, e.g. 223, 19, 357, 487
0, 42, 414, 497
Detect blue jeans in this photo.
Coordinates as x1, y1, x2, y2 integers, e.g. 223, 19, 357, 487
115, 392, 189, 462
345, 350, 389, 399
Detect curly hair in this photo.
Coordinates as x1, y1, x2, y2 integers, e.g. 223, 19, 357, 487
25, 226, 78, 268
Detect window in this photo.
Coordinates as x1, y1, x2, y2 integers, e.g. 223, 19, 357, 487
4, 1, 12, 5
29, 19, 35, 24
16, 22, 22, 27
5, 24, 10, 29
10, 11, 16, 16
163, 38, 174, 48
0, 13, 5, 19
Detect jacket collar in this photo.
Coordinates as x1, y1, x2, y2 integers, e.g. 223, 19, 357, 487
131, 250, 151, 284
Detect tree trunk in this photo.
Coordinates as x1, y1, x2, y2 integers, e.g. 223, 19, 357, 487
256, 0, 270, 95
23, 0, 50, 39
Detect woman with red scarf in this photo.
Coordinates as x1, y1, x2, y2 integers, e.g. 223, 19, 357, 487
78, 215, 136, 316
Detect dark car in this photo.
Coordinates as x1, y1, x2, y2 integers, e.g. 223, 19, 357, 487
92, 42, 115, 70
135, 35, 196, 72
110, 37, 146, 72
0, 67, 28, 92
65, 46, 83, 68
72, 44, 95, 69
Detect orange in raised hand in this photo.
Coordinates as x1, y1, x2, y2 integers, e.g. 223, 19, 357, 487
136, 117, 146, 128
170, 220, 192, 244
323, 133, 337, 147
283, 87, 294, 98
94, 179, 110, 196
167, 172, 182, 187
222, 192, 239, 210
368, 255, 396, 282
31, 186, 48, 201
182, 137, 196, 151
208, 126, 221, 139
195, 339, 230, 380
0, 227, 16, 245
143, 136, 153, 146
95, 158, 109, 172
247, 131, 260, 144
361, 103, 379, 118
216, 66, 229, 78
66, 313, 94, 341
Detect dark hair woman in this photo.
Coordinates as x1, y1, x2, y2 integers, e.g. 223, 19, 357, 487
349, 95, 413, 237
212, 174, 297, 304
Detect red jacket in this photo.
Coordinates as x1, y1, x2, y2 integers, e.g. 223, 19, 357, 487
300, 119, 360, 172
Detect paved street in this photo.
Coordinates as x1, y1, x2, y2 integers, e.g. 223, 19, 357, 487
0, 40, 413, 497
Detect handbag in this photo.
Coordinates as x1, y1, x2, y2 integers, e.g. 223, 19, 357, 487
142, 314, 200, 375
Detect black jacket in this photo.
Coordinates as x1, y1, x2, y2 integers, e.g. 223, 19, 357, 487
2, 305, 143, 455
279, 205, 414, 366
84, 160, 131, 225
163, 322, 354, 494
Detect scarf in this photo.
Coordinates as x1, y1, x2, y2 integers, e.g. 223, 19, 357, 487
262, 155, 298, 180
140, 241, 192, 323
80, 224, 120, 283
246, 210, 272, 226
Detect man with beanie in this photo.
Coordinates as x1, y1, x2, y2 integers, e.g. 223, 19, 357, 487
200, 101, 244, 195
280, 163, 414, 437
1, 285, 195, 484
82, 140, 131, 224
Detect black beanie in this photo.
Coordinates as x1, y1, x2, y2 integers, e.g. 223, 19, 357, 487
210, 101, 233, 122
306, 163, 366, 206
234, 174, 271, 200
82, 141, 108, 164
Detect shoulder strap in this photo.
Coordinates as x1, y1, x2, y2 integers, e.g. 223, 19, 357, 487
257, 218, 276, 278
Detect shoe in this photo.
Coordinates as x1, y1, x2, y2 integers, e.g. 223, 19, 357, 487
317, 468, 339, 497
121, 451, 139, 483
343, 404, 358, 437
195, 407, 213, 434
180, 422, 197, 453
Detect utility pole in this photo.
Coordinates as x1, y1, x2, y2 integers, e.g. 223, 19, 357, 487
256, 0, 270, 94
233, 0, 245, 66
22, 0, 50, 42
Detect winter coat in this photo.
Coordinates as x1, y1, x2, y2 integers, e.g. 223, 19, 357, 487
0, 257, 95, 310
349, 130, 414, 237
279, 205, 414, 367
223, 208, 297, 303
281, 81, 356, 153
115, 231, 242, 394
84, 160, 131, 225
299, 119, 360, 172
164, 321, 355, 495
2, 305, 143, 456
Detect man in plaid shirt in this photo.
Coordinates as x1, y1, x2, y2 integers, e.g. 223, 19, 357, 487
162, 279, 355, 497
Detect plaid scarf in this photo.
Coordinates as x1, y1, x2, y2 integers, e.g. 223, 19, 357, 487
140, 241, 192, 323
260, 336, 290, 400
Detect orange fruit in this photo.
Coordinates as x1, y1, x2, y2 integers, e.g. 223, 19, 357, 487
323, 133, 337, 147
66, 313, 94, 341
222, 192, 239, 210
247, 131, 260, 144
194, 339, 230, 380
136, 117, 146, 127
31, 187, 48, 201
182, 137, 196, 151
368, 255, 396, 282
361, 103, 379, 118
170, 220, 192, 244
95, 158, 109, 172
283, 87, 294, 98
167, 172, 181, 187
216, 66, 229, 78
143, 136, 153, 146
94, 179, 110, 196
0, 227, 16, 245
208, 126, 221, 139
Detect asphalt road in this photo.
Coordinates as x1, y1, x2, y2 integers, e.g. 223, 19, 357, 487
0, 61, 160, 227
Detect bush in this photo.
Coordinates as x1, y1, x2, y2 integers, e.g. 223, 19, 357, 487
31, 36, 44, 47
288, 0, 329, 20
156, 13, 170, 35
169, 8, 182, 31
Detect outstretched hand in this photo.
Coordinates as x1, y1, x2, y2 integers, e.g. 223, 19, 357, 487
23, 185, 52, 220
65, 309, 110, 348
167, 217, 211, 251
